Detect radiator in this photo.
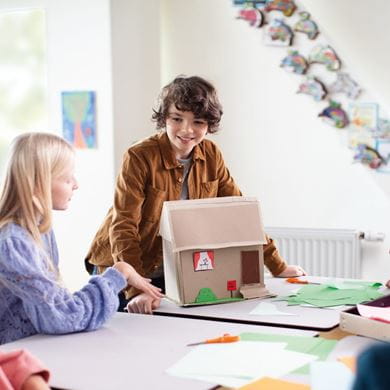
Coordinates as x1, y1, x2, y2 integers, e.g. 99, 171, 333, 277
265, 227, 363, 278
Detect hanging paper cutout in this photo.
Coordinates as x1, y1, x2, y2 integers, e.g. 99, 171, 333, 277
264, 18, 294, 46
237, 7, 265, 28
233, 0, 267, 8
297, 76, 327, 101
353, 143, 387, 169
264, 0, 296, 17
294, 11, 319, 40
318, 101, 349, 128
281, 50, 308, 74
374, 119, 390, 139
193, 251, 215, 271
329, 72, 361, 100
308, 44, 341, 71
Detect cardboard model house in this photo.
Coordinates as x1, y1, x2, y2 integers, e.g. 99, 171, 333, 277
159, 196, 271, 306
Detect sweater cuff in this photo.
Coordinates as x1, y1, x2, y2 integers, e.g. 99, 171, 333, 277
100, 267, 127, 292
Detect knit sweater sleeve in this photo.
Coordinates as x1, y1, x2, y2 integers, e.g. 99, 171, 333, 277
0, 235, 126, 335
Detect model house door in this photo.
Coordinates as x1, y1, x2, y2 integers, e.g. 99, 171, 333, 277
241, 250, 260, 284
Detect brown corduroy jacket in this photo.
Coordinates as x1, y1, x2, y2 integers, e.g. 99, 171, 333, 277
85, 132, 287, 298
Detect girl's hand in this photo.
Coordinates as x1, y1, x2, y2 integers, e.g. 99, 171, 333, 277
113, 262, 163, 300
22, 375, 50, 390
276, 265, 307, 278
126, 293, 162, 315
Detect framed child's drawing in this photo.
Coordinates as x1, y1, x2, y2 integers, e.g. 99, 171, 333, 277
62, 91, 97, 149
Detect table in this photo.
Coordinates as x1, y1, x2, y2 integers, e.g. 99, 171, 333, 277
154, 276, 358, 331
1, 312, 317, 390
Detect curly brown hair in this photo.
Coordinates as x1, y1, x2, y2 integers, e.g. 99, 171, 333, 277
152, 75, 223, 133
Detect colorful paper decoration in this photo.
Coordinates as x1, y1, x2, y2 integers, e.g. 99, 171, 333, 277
318, 101, 349, 128
264, 0, 296, 17
308, 44, 341, 71
349, 102, 378, 130
297, 76, 327, 101
237, 7, 265, 28
375, 119, 390, 139
264, 18, 294, 46
353, 143, 386, 169
280, 50, 308, 74
329, 72, 361, 100
193, 251, 215, 271
233, 0, 267, 8
294, 11, 319, 40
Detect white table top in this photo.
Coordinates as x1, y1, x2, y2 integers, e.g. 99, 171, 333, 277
155, 276, 357, 331
2, 312, 317, 390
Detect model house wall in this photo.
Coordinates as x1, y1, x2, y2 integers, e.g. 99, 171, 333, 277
160, 197, 271, 306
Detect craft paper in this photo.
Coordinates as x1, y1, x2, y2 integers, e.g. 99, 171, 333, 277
338, 356, 356, 372
166, 341, 317, 388
357, 303, 390, 322
310, 361, 354, 390
239, 376, 310, 389
240, 333, 336, 375
285, 282, 383, 308
249, 302, 296, 316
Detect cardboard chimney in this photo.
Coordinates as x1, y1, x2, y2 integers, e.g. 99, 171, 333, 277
159, 196, 271, 306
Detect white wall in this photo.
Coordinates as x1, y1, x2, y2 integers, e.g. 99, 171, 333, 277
111, 0, 161, 173
44, 0, 115, 290
161, 0, 390, 282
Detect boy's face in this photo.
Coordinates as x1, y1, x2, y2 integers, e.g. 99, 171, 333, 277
165, 104, 208, 159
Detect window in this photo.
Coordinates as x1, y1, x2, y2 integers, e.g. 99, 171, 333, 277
0, 7, 47, 171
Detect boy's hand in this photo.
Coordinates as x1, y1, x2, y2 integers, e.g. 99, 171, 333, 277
126, 293, 162, 315
276, 265, 306, 278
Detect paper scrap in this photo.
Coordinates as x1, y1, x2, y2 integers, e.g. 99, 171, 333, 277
310, 361, 354, 390
239, 376, 310, 389
338, 356, 356, 372
166, 341, 317, 388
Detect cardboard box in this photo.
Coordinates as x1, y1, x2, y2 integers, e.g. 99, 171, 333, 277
340, 295, 390, 341
159, 196, 272, 306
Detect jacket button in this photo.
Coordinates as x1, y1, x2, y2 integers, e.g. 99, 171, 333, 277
178, 177, 182, 183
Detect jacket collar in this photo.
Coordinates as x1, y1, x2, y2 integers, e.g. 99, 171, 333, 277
157, 131, 206, 169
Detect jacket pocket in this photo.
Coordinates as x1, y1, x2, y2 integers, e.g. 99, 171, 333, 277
142, 186, 167, 222
200, 179, 219, 198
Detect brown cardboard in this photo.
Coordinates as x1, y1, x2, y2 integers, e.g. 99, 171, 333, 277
159, 196, 272, 306
339, 295, 390, 341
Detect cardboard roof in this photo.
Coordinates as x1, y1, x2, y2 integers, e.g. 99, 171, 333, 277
159, 196, 267, 252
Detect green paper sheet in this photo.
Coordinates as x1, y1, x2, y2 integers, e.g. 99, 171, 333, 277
283, 282, 383, 308
240, 332, 337, 375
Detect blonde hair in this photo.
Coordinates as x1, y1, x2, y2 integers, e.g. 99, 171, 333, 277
0, 132, 75, 244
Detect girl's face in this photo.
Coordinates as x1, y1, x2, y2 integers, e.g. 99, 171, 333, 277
51, 160, 78, 210
165, 105, 208, 159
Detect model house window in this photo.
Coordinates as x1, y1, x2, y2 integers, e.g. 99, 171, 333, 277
193, 251, 215, 271
0, 8, 47, 172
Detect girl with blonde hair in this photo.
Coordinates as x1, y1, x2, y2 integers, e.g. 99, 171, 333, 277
0, 132, 162, 344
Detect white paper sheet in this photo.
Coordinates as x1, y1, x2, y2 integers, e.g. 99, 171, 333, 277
166, 341, 318, 388
310, 361, 354, 390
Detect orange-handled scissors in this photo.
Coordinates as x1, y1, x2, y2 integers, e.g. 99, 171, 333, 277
286, 277, 320, 285
187, 333, 240, 346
